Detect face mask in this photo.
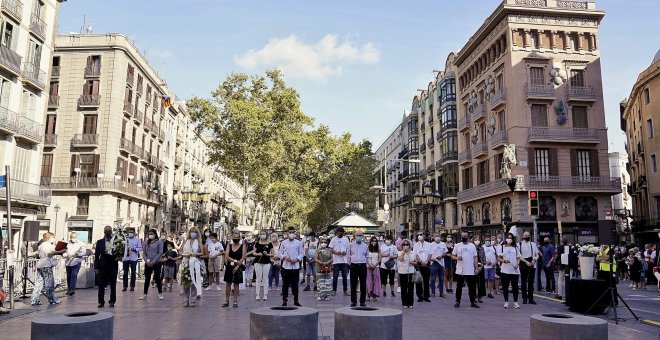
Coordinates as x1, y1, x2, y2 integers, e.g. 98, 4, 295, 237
70, 237, 77, 242
161, 235, 167, 240
524, 237, 531, 241
320, 243, 327, 249
379, 237, 383, 241
190, 232, 198, 239
205, 232, 210, 237
506, 238, 513, 244
461, 237, 468, 243
288, 233, 295, 240
485, 241, 491, 247
259, 234, 266, 240
385, 240, 392, 246
418, 236, 424, 241
148, 234, 155, 240
474, 240, 481, 246
232, 238, 240, 243
447, 238, 452, 242
356, 236, 363, 243
337, 233, 343, 238
435, 237, 441, 242
128, 233, 135, 238
403, 245, 410, 249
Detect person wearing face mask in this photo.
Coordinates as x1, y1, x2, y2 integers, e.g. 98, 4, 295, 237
253, 231, 274, 301
491, 236, 502, 295
429, 232, 447, 298
366, 236, 382, 302
181, 226, 205, 306
244, 233, 257, 287
497, 233, 521, 309
413, 233, 432, 302
539, 237, 557, 294
205, 233, 225, 291
444, 236, 455, 295
223, 230, 246, 308
303, 232, 318, 292
315, 237, 333, 301
347, 230, 369, 307
278, 227, 304, 306
451, 232, 479, 308
397, 240, 416, 308
483, 237, 497, 298
380, 235, 398, 297
329, 227, 350, 296
268, 234, 282, 291
473, 236, 486, 303
122, 227, 142, 292
35, 232, 65, 305
163, 243, 179, 292
65, 231, 86, 296
518, 231, 538, 304
95, 226, 120, 307
139, 229, 164, 300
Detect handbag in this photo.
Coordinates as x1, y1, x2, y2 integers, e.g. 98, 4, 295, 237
413, 270, 422, 284
385, 258, 396, 270
320, 263, 332, 273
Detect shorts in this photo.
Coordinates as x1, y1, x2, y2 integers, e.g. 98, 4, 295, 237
484, 268, 495, 280
208, 257, 223, 273
306, 262, 316, 276
163, 265, 175, 279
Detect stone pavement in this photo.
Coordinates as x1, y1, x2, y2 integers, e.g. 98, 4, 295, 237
0, 279, 657, 340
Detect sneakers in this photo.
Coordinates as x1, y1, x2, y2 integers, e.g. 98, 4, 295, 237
397, 287, 401, 293
139, 295, 148, 300
256, 296, 261, 301
513, 302, 520, 309
454, 302, 460, 308
470, 303, 480, 308
158, 294, 163, 300
204, 285, 214, 291
317, 297, 322, 301
331, 291, 337, 296
216, 285, 222, 291
504, 302, 509, 309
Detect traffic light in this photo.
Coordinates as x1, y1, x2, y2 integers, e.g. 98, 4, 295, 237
528, 191, 539, 217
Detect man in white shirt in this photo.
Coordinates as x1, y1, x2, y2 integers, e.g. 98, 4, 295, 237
379, 235, 398, 297
205, 233, 225, 291
65, 232, 86, 295
278, 227, 304, 307
452, 231, 478, 308
519, 230, 539, 304
413, 233, 432, 302
328, 227, 350, 296
429, 232, 447, 298
483, 238, 498, 298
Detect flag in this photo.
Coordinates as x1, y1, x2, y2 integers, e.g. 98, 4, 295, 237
161, 95, 172, 108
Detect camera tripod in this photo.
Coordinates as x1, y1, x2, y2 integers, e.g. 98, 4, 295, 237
584, 250, 638, 324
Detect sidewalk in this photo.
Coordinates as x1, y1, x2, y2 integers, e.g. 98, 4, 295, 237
0, 279, 657, 340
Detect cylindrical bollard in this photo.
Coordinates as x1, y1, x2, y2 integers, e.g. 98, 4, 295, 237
31, 311, 114, 340
250, 306, 318, 340
335, 306, 402, 340
530, 313, 607, 340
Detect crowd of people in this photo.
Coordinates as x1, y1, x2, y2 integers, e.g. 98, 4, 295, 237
3, 226, 658, 316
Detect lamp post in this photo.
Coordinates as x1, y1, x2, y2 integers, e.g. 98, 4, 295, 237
413, 182, 441, 236
54, 204, 60, 239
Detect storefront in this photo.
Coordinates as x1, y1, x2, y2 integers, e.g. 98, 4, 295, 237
67, 220, 94, 244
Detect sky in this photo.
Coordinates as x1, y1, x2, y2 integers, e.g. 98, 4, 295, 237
56, 0, 659, 153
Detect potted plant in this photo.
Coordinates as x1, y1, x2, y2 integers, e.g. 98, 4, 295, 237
577, 244, 599, 280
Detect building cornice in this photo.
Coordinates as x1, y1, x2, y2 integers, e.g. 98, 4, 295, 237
622, 62, 660, 119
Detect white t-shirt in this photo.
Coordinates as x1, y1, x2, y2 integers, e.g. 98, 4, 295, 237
429, 241, 448, 266
368, 252, 380, 267
380, 243, 398, 270
209, 241, 224, 258
397, 250, 415, 274
413, 241, 432, 265
452, 242, 477, 276
37, 241, 56, 268
497, 245, 521, 275
328, 236, 349, 264
483, 245, 497, 269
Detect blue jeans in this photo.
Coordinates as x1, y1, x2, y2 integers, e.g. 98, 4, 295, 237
123, 260, 137, 288
332, 263, 349, 292
268, 264, 281, 288
66, 264, 81, 291
430, 262, 445, 295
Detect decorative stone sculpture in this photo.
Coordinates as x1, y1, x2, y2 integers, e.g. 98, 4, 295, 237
471, 124, 479, 144
549, 62, 567, 86
468, 91, 478, 113
487, 115, 496, 135
484, 76, 496, 100
555, 98, 567, 125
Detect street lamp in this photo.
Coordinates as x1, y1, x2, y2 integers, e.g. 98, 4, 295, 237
53, 204, 60, 239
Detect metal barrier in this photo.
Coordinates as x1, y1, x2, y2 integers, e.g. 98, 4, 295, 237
1, 256, 95, 298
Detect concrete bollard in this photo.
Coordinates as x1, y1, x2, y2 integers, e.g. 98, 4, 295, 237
31, 311, 114, 340
250, 306, 318, 340
530, 313, 607, 340
334, 306, 403, 340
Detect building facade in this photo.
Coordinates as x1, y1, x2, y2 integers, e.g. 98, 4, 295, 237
620, 50, 660, 245
0, 0, 64, 247
609, 151, 632, 242
455, 0, 618, 244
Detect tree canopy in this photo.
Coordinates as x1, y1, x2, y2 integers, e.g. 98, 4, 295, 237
187, 70, 377, 229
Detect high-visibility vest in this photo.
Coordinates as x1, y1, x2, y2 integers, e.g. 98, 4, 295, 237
598, 247, 617, 272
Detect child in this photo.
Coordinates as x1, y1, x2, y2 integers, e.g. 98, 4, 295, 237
315, 238, 333, 301
640, 253, 648, 290
163, 244, 179, 291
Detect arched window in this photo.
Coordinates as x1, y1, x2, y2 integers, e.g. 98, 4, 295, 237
538, 196, 557, 221
466, 206, 474, 226
482, 202, 491, 224
501, 198, 512, 222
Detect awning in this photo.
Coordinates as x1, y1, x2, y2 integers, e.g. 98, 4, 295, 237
329, 212, 380, 234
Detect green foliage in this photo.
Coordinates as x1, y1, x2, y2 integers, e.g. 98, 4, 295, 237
187, 70, 376, 228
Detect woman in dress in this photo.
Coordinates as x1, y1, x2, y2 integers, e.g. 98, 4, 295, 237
223, 230, 246, 308
252, 230, 274, 301
444, 236, 455, 294
315, 237, 333, 301
181, 226, 205, 306
397, 239, 416, 308
497, 232, 521, 309
366, 236, 382, 302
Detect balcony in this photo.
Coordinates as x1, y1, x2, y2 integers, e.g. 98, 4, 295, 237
70, 133, 99, 148
1, 0, 23, 22
48, 95, 59, 108
420, 142, 426, 153
427, 163, 436, 173
46, 177, 159, 203
44, 134, 57, 147
457, 179, 509, 204
420, 169, 428, 178
436, 160, 443, 169
0, 106, 19, 134
22, 61, 46, 90
528, 126, 599, 143
144, 117, 152, 131
133, 108, 143, 123
488, 89, 506, 110
427, 137, 434, 147
16, 114, 42, 143
490, 130, 508, 149
78, 94, 100, 107
420, 122, 426, 131
76, 206, 89, 216
458, 113, 471, 131
120, 138, 135, 153
84, 65, 101, 78
175, 154, 182, 167
566, 85, 596, 102
0, 178, 51, 206
126, 71, 134, 86
458, 150, 471, 165
436, 130, 443, 141
471, 142, 488, 158
472, 105, 486, 122
0, 44, 22, 76
519, 175, 622, 194
443, 150, 458, 163
525, 83, 555, 100
29, 13, 47, 41
141, 151, 151, 165
51, 65, 59, 78
123, 102, 134, 116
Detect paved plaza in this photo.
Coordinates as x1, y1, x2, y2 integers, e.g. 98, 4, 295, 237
0, 276, 658, 340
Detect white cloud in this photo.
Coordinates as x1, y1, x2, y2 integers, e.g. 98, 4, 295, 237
234, 34, 380, 81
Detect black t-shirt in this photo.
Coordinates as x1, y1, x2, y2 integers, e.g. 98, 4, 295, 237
246, 242, 256, 258
254, 242, 273, 264
163, 240, 175, 255
165, 250, 178, 267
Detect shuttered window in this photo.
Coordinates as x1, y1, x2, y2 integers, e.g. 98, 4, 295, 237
530, 67, 545, 85
82, 115, 97, 134
531, 104, 548, 127
41, 154, 53, 185
535, 148, 550, 177
577, 150, 591, 177
570, 70, 585, 87
572, 106, 588, 128
79, 154, 99, 178
45, 114, 56, 134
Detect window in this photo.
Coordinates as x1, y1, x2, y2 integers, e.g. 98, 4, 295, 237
644, 88, 651, 105
570, 33, 579, 50
83, 80, 99, 96
529, 30, 539, 49
76, 193, 89, 215
45, 114, 56, 134
570, 70, 585, 87
494, 153, 503, 180
576, 150, 591, 177
27, 40, 42, 67
462, 168, 473, 190
463, 132, 470, 151
12, 142, 30, 182
531, 104, 548, 127
79, 154, 97, 177
535, 148, 550, 177
86, 55, 101, 72
652, 155, 657, 173
496, 74, 504, 91
648, 119, 654, 138
530, 67, 545, 85
127, 200, 132, 218
0, 78, 10, 107
40, 154, 53, 185
20, 90, 37, 118
1, 21, 16, 50
477, 160, 489, 185
52, 56, 60, 67
497, 111, 506, 131
572, 106, 588, 128
82, 115, 97, 134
